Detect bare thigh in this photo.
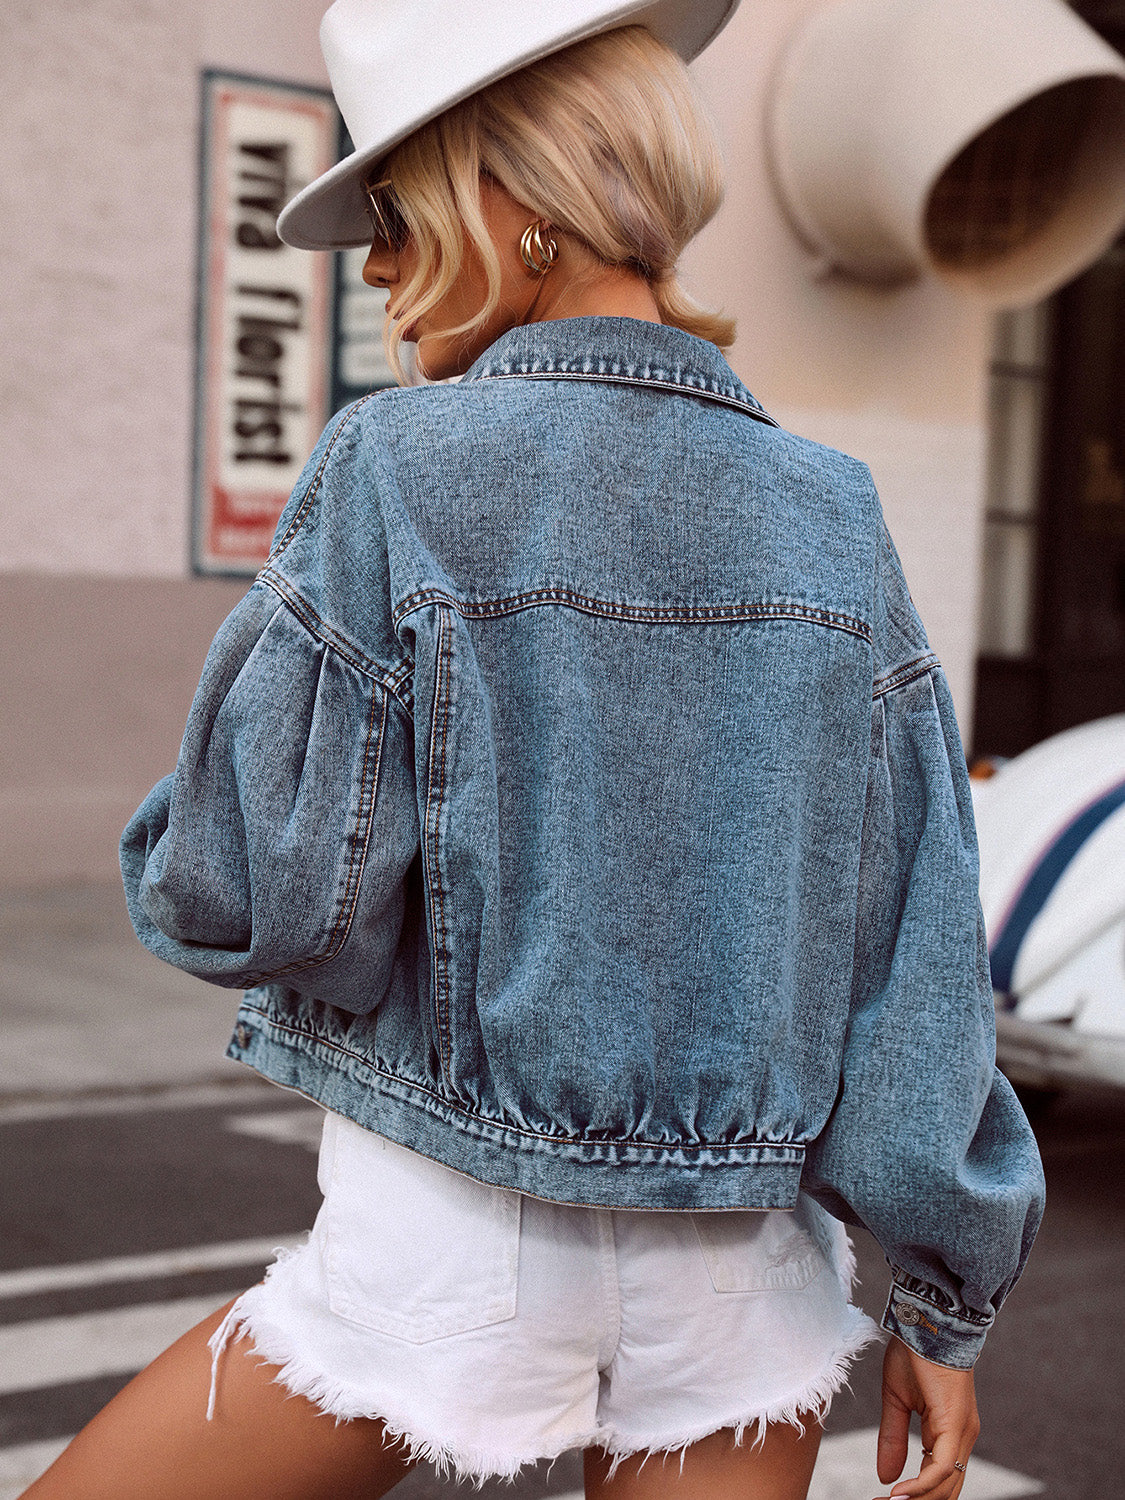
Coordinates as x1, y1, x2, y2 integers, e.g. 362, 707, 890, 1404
19, 1300, 414, 1500
583, 1421, 823, 1500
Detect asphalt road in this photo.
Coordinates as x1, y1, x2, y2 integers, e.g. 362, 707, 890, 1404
0, 1075, 1117, 1499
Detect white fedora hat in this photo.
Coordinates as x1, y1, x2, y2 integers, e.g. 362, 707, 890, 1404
278, 0, 741, 250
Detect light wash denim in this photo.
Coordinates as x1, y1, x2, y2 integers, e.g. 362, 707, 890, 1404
122, 316, 1044, 1368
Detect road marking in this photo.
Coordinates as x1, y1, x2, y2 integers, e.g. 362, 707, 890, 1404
0, 1293, 243, 1395
0, 1236, 304, 1300
0, 1428, 1044, 1500
0, 1080, 278, 1125
0, 1437, 70, 1500
543, 1430, 1042, 1500
225, 1108, 325, 1152
808, 1429, 1043, 1499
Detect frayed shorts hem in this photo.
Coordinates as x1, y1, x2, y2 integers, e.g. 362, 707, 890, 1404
593, 1310, 881, 1481
208, 1289, 881, 1486
209, 1291, 600, 1485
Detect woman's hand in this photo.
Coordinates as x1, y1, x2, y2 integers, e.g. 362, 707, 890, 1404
876, 1336, 980, 1500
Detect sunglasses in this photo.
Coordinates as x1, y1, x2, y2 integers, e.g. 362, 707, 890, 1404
363, 177, 410, 252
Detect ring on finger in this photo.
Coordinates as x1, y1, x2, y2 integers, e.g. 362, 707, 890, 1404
954, 1461, 968, 1474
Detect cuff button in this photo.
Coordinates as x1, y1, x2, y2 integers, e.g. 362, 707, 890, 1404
895, 1301, 922, 1326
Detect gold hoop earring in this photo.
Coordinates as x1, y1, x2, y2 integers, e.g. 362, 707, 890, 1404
520, 220, 559, 275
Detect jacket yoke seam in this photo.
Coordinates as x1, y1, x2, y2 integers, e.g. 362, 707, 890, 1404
394, 587, 872, 643
240, 1003, 807, 1158
259, 570, 414, 713
265, 393, 381, 565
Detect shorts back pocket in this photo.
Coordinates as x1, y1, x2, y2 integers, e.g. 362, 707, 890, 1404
692, 1208, 822, 1293
322, 1116, 521, 1343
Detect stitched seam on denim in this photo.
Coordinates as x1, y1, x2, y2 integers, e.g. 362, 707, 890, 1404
249, 689, 385, 984
478, 369, 780, 427
239, 1005, 806, 1155
258, 571, 414, 711
228, 1046, 804, 1211
264, 393, 381, 564
394, 588, 872, 642
872, 653, 941, 699
687, 631, 729, 1033
424, 609, 453, 1083
889, 1267, 992, 1327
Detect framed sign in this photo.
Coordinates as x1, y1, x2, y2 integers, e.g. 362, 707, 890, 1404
193, 71, 338, 575
332, 245, 398, 411
330, 118, 400, 410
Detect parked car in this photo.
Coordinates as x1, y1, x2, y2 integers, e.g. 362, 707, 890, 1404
971, 715, 1125, 1102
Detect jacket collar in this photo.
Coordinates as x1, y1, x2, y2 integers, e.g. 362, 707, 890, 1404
462, 316, 778, 428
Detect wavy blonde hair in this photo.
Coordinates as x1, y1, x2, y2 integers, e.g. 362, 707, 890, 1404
378, 25, 734, 383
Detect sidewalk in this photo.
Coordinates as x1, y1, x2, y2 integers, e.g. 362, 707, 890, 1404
0, 883, 249, 1100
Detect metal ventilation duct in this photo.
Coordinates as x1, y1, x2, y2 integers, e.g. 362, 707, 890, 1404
767, 0, 1125, 304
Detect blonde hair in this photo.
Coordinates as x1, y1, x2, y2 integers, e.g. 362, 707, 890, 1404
380, 25, 734, 383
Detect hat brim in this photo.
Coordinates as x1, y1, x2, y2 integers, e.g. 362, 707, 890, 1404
277, 0, 739, 250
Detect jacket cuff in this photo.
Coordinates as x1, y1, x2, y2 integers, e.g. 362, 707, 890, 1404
881, 1274, 992, 1370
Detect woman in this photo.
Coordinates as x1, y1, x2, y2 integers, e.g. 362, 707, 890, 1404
23, 2, 1044, 1498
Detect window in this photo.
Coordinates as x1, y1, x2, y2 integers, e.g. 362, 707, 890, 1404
977, 303, 1050, 658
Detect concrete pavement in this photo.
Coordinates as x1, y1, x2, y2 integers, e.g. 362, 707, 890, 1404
0, 882, 247, 1100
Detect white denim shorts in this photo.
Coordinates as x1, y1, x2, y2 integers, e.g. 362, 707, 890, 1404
210, 1111, 880, 1483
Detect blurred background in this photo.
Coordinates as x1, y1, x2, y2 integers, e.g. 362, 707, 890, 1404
2, 0, 1124, 1495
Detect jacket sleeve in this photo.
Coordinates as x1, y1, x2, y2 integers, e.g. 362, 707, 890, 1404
802, 522, 1045, 1370
119, 577, 419, 1013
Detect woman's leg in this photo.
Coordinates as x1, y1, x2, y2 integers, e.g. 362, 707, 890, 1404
20, 1300, 415, 1500
583, 1421, 822, 1500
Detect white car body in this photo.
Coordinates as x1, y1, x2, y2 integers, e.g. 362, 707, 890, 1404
972, 715, 1125, 1093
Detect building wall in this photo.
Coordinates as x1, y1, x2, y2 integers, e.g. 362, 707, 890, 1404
685, 0, 992, 719
1, 0, 330, 886
0, 0, 993, 888
0, 576, 245, 888
1, 0, 329, 577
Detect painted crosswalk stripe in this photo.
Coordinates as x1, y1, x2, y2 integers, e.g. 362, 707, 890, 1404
533, 1432, 1042, 1500
0, 1427, 1044, 1500
546, 1431, 1042, 1500
0, 1080, 278, 1126
0, 1437, 71, 1500
0, 1236, 304, 1300
0, 1292, 241, 1395
808, 1429, 1043, 1500
225, 1109, 325, 1152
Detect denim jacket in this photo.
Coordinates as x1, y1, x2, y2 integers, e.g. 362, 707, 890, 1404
122, 316, 1043, 1369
